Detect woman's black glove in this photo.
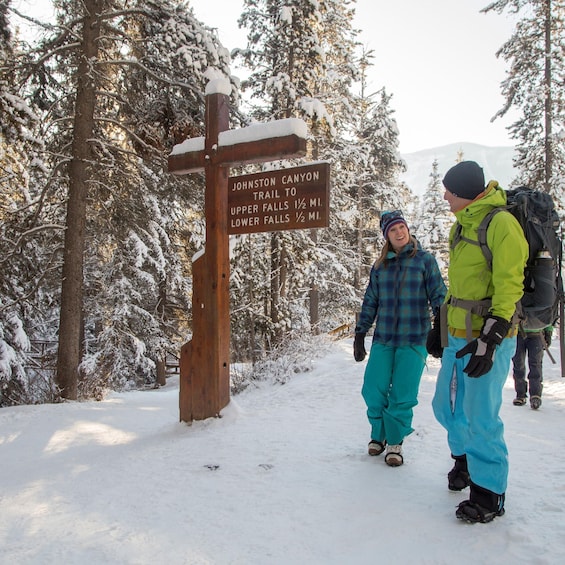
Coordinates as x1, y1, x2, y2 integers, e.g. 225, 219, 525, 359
426, 314, 443, 358
456, 315, 511, 378
353, 333, 367, 362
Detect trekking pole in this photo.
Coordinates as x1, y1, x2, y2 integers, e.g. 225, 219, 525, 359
559, 237, 565, 377
545, 344, 557, 364
559, 295, 565, 378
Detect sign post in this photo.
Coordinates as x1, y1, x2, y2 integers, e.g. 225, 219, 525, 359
168, 81, 329, 422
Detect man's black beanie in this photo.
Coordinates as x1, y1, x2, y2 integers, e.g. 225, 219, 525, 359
442, 161, 485, 199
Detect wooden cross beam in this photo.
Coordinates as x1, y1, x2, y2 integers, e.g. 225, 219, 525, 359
168, 80, 307, 422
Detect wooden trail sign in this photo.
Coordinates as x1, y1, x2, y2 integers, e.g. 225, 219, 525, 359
228, 162, 330, 235
168, 80, 310, 422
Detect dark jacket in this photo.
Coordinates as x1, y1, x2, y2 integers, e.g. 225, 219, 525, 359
356, 241, 446, 347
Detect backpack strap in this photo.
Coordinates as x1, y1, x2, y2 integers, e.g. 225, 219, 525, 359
450, 222, 476, 251
451, 208, 504, 270
440, 303, 449, 347
476, 208, 506, 270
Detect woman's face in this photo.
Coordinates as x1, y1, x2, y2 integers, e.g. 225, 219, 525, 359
388, 223, 410, 252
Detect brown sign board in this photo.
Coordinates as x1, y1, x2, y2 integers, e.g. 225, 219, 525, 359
228, 162, 330, 235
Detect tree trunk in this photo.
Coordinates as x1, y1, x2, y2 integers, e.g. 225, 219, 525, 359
156, 280, 167, 387
309, 136, 320, 332
309, 285, 320, 334
247, 235, 257, 364
544, 0, 553, 192
309, 228, 320, 334
355, 178, 364, 290
56, 0, 103, 399
156, 360, 166, 387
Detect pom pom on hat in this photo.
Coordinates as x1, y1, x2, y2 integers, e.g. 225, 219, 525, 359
380, 210, 408, 240
443, 161, 485, 200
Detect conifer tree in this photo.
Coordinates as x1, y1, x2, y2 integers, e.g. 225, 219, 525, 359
233, 0, 362, 350
350, 83, 409, 269
360, 88, 410, 219
483, 0, 565, 202
327, 74, 407, 297
1, 1, 56, 405
236, 0, 328, 345
12, 0, 237, 398
415, 159, 451, 276
78, 0, 237, 391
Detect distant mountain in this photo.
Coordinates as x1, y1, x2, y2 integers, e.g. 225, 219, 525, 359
400, 142, 516, 198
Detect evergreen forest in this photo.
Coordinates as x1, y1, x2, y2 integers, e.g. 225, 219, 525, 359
1, 0, 563, 406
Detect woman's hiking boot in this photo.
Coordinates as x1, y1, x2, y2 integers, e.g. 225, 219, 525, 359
384, 444, 403, 467
448, 454, 470, 491
456, 482, 505, 524
368, 440, 386, 456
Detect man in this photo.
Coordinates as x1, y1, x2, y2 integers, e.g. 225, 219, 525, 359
427, 161, 528, 524
512, 324, 552, 409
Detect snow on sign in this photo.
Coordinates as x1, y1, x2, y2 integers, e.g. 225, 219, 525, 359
228, 162, 330, 234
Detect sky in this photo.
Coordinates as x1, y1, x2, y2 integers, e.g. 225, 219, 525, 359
188, 0, 519, 154
2, 336, 565, 564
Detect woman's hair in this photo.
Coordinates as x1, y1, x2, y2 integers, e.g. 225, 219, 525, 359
375, 235, 418, 267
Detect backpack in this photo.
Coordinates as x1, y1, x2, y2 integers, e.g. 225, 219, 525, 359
452, 187, 563, 330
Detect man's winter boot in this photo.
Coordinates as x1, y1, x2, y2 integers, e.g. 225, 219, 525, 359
447, 454, 470, 491
513, 396, 527, 406
455, 481, 505, 524
530, 395, 542, 410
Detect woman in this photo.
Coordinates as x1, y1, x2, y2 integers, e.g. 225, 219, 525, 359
353, 210, 446, 466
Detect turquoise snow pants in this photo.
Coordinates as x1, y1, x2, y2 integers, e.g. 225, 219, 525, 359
362, 342, 427, 446
432, 333, 516, 495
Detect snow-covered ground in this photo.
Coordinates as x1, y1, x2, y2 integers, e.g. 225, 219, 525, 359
1, 337, 565, 564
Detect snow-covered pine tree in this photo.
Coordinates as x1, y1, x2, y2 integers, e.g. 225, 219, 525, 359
301, 0, 368, 331
233, 0, 356, 350
0, 2, 58, 405
415, 159, 451, 276
1, 3, 28, 404
236, 0, 330, 349
348, 84, 410, 291
11, 0, 237, 398
483, 0, 565, 208
77, 0, 238, 392
321, 49, 407, 311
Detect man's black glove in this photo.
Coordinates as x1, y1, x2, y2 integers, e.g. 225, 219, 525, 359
353, 333, 367, 362
543, 327, 553, 348
426, 313, 443, 358
455, 315, 511, 378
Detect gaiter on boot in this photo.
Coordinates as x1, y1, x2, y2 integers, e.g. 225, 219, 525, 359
448, 454, 470, 491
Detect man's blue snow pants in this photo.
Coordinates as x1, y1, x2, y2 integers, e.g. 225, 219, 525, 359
432, 333, 516, 494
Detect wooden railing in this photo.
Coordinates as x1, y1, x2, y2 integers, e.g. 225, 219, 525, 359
328, 323, 352, 340
27, 340, 58, 371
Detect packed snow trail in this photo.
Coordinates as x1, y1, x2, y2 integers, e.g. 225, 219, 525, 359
1, 338, 565, 564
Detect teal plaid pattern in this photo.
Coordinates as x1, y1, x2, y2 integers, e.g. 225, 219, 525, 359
356, 243, 446, 347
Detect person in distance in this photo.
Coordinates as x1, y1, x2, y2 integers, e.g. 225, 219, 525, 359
512, 323, 553, 410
